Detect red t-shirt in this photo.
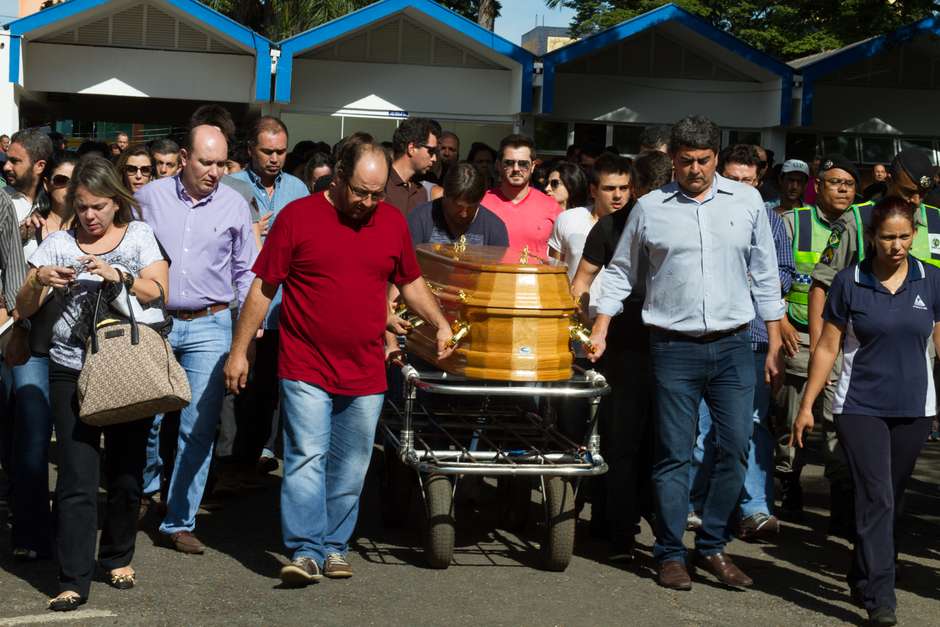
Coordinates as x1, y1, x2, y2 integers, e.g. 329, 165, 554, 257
481, 186, 562, 259
252, 192, 422, 395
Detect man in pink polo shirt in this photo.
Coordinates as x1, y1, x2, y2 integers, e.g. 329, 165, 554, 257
482, 134, 561, 259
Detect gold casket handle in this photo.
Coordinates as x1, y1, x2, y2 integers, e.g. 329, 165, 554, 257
448, 319, 471, 348
568, 319, 596, 354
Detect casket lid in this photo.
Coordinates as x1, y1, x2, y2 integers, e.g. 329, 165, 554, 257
416, 244, 568, 274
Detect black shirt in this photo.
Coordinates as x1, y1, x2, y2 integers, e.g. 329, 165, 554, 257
862, 181, 888, 203
582, 207, 648, 354
406, 199, 509, 246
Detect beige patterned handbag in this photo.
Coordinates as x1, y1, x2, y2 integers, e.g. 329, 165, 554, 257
77, 285, 191, 426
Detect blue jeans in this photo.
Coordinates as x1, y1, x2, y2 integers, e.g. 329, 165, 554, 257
739, 349, 775, 518
691, 351, 775, 519
158, 311, 231, 535
142, 414, 162, 495
649, 329, 754, 563
279, 379, 383, 565
8, 356, 53, 553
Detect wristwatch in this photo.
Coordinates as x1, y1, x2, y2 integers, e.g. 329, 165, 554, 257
120, 269, 135, 292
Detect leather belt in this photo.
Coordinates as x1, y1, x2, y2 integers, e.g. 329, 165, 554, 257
168, 303, 229, 321
651, 324, 748, 344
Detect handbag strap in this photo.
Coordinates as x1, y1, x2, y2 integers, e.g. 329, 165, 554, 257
89, 287, 104, 354
123, 276, 140, 346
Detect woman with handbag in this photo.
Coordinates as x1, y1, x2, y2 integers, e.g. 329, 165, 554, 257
15, 155, 169, 612
7, 153, 78, 562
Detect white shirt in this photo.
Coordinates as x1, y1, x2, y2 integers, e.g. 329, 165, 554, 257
548, 206, 603, 313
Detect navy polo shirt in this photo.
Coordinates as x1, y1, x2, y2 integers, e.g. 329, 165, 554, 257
825, 257, 940, 417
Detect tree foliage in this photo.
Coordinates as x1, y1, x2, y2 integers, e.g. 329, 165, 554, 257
203, 0, 501, 40
544, 0, 940, 60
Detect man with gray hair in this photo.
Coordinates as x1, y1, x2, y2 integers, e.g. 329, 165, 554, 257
589, 115, 784, 591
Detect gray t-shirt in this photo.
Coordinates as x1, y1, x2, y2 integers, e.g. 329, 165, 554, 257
29, 221, 165, 370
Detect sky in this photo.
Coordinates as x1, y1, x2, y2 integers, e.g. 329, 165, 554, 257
493, 0, 576, 46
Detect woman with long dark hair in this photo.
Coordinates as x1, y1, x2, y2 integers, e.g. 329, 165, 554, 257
793, 195, 940, 626
115, 144, 153, 194
16, 156, 169, 611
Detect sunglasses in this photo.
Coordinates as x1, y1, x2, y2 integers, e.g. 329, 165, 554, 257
548, 179, 562, 189
124, 165, 152, 177
417, 143, 439, 158
50, 174, 70, 188
502, 159, 532, 171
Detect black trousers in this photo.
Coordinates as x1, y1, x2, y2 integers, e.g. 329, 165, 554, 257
835, 413, 931, 611
232, 331, 281, 463
50, 363, 150, 598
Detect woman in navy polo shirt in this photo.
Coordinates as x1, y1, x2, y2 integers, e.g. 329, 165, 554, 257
792, 196, 940, 626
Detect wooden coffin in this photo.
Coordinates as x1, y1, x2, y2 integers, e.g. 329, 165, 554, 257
406, 243, 579, 381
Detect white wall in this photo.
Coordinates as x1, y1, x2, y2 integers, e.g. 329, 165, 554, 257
812, 84, 940, 135
0, 33, 19, 132
552, 73, 783, 129
23, 42, 256, 103
286, 59, 518, 122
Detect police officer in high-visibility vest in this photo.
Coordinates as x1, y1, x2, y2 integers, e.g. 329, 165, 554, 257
776, 154, 866, 534
807, 148, 940, 539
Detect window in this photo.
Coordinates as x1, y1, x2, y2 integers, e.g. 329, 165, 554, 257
821, 135, 859, 163
534, 120, 568, 153
728, 130, 762, 147
785, 133, 819, 162
573, 123, 605, 148
612, 125, 643, 155
860, 136, 895, 164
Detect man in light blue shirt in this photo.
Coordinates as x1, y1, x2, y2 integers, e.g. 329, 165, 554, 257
228, 116, 308, 474
589, 116, 785, 591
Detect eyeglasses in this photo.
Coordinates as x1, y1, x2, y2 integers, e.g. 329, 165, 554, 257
725, 175, 758, 186
417, 144, 439, 158
347, 182, 386, 202
822, 177, 856, 189
548, 179, 562, 189
124, 165, 153, 177
502, 159, 532, 171
50, 174, 70, 188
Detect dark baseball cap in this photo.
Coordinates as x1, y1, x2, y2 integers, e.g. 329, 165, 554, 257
816, 154, 860, 188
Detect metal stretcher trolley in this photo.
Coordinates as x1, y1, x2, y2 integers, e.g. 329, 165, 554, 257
381, 243, 609, 571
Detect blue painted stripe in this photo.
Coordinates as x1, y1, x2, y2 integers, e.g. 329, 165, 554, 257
275, 0, 535, 111
253, 37, 271, 102
8, 34, 19, 84
541, 2, 793, 125
798, 15, 939, 126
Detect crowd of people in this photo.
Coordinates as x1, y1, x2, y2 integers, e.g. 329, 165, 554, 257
0, 108, 935, 626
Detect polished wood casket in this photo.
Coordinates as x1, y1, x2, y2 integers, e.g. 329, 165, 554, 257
406, 243, 580, 381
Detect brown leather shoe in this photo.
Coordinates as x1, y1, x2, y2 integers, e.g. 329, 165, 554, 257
694, 552, 753, 587
167, 531, 205, 555
657, 560, 692, 590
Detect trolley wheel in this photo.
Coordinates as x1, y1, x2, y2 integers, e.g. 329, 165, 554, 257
381, 450, 414, 529
540, 476, 576, 572
423, 473, 455, 569
497, 476, 532, 531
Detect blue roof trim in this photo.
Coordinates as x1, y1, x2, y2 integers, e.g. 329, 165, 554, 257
799, 16, 939, 126
5, 0, 273, 100
541, 3, 794, 126
275, 0, 535, 110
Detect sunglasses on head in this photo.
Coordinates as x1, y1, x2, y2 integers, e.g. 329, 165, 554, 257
124, 165, 152, 177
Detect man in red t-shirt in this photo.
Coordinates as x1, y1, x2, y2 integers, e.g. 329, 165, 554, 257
481, 134, 561, 259
224, 134, 453, 586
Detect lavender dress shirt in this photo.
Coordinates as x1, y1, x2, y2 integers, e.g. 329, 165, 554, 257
135, 175, 257, 310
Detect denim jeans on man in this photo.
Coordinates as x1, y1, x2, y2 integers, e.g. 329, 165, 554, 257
7, 356, 53, 553
279, 379, 383, 565
691, 350, 774, 520
158, 311, 231, 535
649, 329, 755, 563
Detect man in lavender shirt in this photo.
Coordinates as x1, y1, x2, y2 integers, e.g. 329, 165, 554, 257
136, 124, 257, 554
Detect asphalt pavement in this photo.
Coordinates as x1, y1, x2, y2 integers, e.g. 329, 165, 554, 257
1, 440, 939, 626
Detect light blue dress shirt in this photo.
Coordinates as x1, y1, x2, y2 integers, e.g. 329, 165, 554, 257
230, 167, 309, 329
596, 175, 785, 336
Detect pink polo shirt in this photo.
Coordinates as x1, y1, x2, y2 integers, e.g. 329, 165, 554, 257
481, 186, 562, 259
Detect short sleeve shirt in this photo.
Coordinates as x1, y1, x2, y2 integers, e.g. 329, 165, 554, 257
481, 187, 562, 259
28, 221, 165, 370
824, 257, 940, 417
582, 207, 648, 354
548, 206, 596, 284
251, 192, 422, 395
407, 199, 509, 246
